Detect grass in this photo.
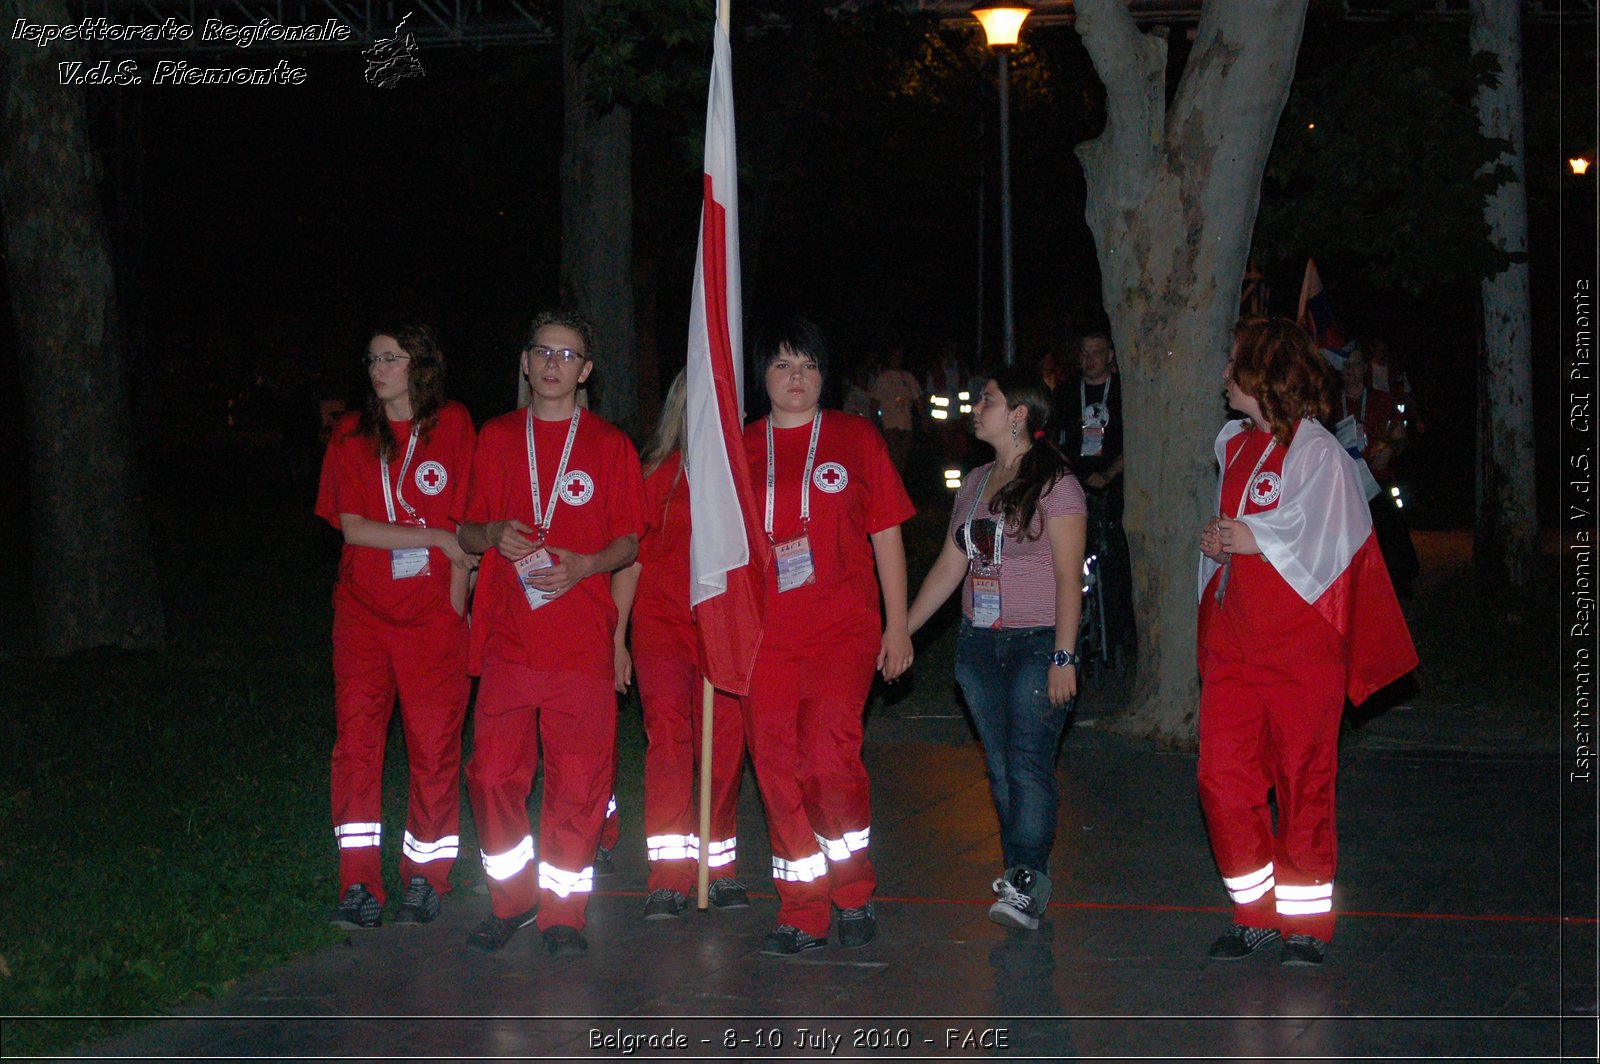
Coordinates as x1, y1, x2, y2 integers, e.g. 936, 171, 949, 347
0, 500, 649, 1057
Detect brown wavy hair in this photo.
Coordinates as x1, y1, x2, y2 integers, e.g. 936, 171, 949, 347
1227, 317, 1335, 446
986, 365, 1072, 543
358, 323, 447, 460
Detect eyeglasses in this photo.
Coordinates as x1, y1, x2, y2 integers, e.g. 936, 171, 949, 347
362, 353, 411, 367
528, 345, 587, 365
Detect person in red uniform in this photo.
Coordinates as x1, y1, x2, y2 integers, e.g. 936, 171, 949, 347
611, 369, 750, 919
315, 324, 477, 929
1198, 317, 1416, 967
742, 317, 916, 956
456, 310, 647, 957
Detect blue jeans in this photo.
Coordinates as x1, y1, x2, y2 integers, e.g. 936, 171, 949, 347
954, 621, 1072, 873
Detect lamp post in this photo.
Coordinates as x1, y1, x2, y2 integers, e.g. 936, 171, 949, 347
972, 2, 1032, 368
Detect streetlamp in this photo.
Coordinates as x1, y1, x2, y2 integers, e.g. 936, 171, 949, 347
972, 2, 1032, 367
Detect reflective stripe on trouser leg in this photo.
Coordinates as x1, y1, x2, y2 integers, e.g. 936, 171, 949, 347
330, 605, 398, 904
1197, 647, 1280, 929
797, 676, 876, 913
394, 610, 470, 893
466, 659, 544, 919
532, 669, 616, 932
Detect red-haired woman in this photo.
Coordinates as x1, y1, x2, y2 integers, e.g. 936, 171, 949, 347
315, 325, 477, 929
1197, 317, 1416, 967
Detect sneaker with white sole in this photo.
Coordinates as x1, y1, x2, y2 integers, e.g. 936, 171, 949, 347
988, 866, 1052, 931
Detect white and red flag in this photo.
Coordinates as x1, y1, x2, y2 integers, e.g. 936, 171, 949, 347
1198, 420, 1416, 704
685, 14, 768, 695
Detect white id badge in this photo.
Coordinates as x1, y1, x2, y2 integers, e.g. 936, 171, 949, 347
1080, 425, 1105, 457
773, 534, 816, 593
391, 547, 431, 580
513, 547, 555, 611
970, 572, 1002, 628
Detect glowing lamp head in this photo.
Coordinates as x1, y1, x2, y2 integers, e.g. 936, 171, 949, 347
1571, 157, 1592, 176
971, 2, 1033, 50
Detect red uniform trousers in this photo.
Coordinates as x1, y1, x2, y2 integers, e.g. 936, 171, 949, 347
743, 647, 876, 938
331, 601, 469, 904
1197, 640, 1343, 942
466, 657, 615, 932
636, 653, 745, 895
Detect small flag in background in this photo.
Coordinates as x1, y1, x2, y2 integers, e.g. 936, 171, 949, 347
1296, 258, 1346, 351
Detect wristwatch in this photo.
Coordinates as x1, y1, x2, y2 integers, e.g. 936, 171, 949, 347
1050, 649, 1080, 668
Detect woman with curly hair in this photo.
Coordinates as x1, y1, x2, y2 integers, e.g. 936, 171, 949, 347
1197, 317, 1415, 967
314, 324, 477, 929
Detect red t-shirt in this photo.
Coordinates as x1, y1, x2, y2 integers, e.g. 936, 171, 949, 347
1200, 425, 1343, 662
742, 411, 915, 656
460, 407, 647, 678
315, 401, 475, 626
631, 453, 695, 660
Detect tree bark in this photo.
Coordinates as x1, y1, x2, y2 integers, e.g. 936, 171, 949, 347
0, 0, 166, 655
560, 0, 637, 434
1470, 0, 1537, 590
1074, 0, 1308, 746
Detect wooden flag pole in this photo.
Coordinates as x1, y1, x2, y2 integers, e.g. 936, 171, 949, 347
697, 677, 715, 909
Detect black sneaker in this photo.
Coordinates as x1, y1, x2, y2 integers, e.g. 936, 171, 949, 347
836, 902, 877, 948
1207, 923, 1281, 959
1280, 932, 1327, 966
593, 846, 616, 878
642, 888, 689, 921
707, 877, 750, 909
330, 884, 382, 930
465, 907, 537, 952
544, 924, 588, 957
393, 876, 441, 925
760, 924, 826, 956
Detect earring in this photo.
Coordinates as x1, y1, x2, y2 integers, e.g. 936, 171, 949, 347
1012, 422, 1020, 442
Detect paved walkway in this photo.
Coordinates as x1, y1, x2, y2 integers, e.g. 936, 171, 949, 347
74, 536, 1595, 1061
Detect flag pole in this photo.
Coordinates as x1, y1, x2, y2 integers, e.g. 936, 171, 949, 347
697, 678, 714, 910
696, 0, 732, 915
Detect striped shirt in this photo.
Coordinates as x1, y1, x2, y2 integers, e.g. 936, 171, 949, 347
949, 462, 1086, 628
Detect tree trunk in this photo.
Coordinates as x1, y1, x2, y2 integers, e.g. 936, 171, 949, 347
1073, 0, 1308, 746
560, 0, 637, 434
1470, 0, 1537, 590
0, 0, 166, 655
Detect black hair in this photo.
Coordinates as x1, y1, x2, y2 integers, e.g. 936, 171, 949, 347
986, 364, 1073, 543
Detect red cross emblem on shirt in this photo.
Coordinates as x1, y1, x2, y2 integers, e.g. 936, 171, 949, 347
422, 467, 442, 489
820, 467, 843, 487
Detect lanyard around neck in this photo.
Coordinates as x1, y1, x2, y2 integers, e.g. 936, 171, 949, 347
1226, 434, 1277, 519
526, 408, 582, 532
764, 412, 823, 539
962, 464, 1003, 569
381, 428, 421, 524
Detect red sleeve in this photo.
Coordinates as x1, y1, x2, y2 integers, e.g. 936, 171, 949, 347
313, 414, 364, 530
442, 403, 476, 532
858, 418, 916, 534
460, 418, 502, 527
608, 432, 648, 543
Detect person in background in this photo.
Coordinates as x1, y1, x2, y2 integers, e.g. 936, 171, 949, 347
1050, 330, 1136, 665
905, 365, 1087, 931
868, 346, 920, 473
610, 369, 751, 920
1198, 318, 1416, 968
742, 317, 915, 956
315, 324, 477, 930
1340, 349, 1418, 596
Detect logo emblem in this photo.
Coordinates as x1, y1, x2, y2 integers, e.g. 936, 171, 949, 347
813, 462, 849, 493
1249, 471, 1282, 507
414, 461, 447, 496
560, 470, 595, 506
